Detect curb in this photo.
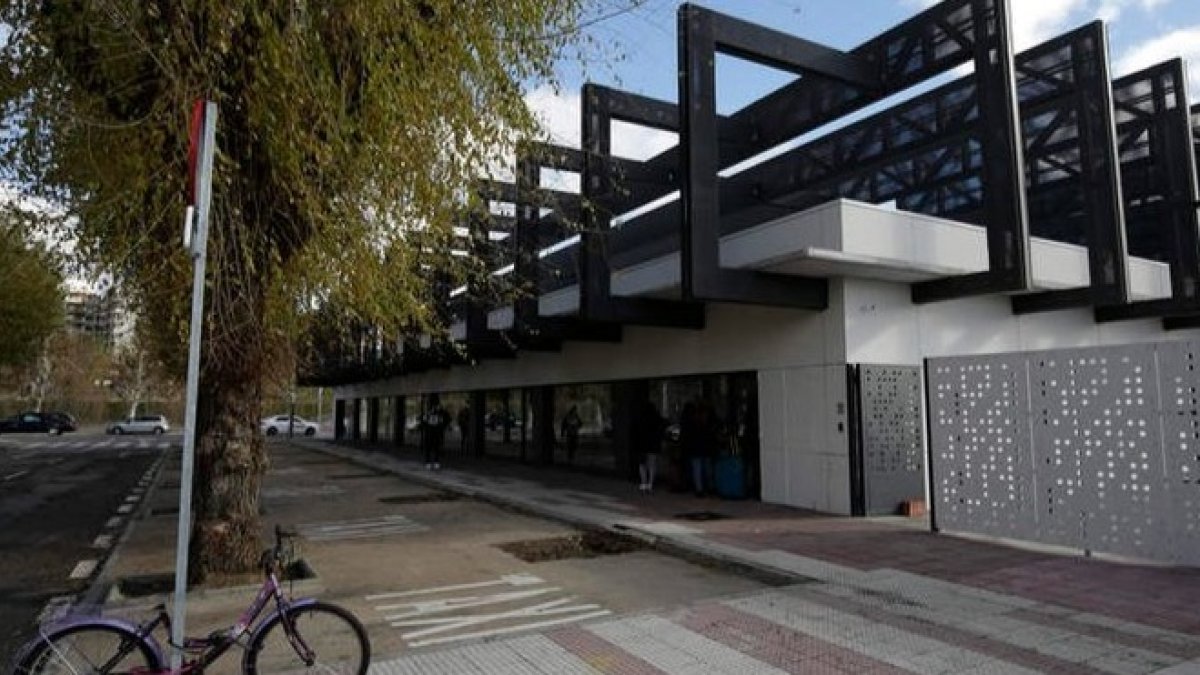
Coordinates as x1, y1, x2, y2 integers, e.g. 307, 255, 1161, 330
75, 450, 174, 612
297, 440, 811, 589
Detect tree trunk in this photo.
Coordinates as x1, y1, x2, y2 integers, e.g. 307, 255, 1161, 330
187, 244, 270, 583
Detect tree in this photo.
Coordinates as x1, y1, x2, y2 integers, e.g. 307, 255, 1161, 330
112, 327, 178, 419
0, 214, 62, 369
1, 1, 613, 580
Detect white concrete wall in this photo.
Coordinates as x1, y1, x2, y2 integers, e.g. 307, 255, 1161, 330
336, 298, 846, 399
759, 364, 852, 514
843, 278, 1200, 365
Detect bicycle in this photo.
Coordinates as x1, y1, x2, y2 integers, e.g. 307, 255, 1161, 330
10, 526, 370, 674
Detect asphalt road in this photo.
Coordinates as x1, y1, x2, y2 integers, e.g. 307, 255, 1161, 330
0, 433, 171, 660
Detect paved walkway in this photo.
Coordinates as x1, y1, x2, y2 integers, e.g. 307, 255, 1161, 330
303, 440, 1200, 674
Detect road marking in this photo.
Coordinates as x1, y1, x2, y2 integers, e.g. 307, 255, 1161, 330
117, 504, 134, 514
69, 560, 97, 579
105, 517, 123, 528
366, 574, 545, 601
3, 470, 28, 482
262, 484, 344, 500
124, 494, 140, 503
368, 573, 609, 649
157, 442, 170, 449
298, 515, 427, 542
93, 534, 114, 549
115, 441, 131, 449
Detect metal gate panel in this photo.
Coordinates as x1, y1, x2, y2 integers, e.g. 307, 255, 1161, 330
1156, 341, 1200, 563
929, 340, 1200, 566
1028, 346, 1167, 558
927, 354, 1035, 539
860, 365, 925, 515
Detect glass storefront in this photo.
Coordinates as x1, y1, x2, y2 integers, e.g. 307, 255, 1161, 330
440, 392, 471, 457
553, 383, 615, 471
377, 397, 393, 443
403, 396, 422, 451
484, 389, 525, 460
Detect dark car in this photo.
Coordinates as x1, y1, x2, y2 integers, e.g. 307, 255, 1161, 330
0, 411, 76, 435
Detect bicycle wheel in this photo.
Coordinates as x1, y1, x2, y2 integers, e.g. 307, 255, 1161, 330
15, 624, 160, 674
244, 602, 370, 675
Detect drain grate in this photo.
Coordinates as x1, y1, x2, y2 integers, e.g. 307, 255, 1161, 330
497, 531, 646, 563
150, 506, 179, 516
378, 492, 460, 504
674, 511, 729, 522
328, 471, 387, 480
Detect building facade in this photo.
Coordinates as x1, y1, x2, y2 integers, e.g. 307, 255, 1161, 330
314, 0, 1200, 564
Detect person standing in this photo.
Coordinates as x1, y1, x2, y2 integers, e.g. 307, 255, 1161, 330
421, 396, 450, 470
560, 405, 582, 465
681, 399, 717, 496
633, 400, 667, 493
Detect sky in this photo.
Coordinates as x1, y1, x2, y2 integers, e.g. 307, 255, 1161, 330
526, 0, 1200, 159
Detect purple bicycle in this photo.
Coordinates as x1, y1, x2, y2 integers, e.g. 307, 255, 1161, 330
10, 526, 369, 674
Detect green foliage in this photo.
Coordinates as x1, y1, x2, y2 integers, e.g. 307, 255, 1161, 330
0, 0, 597, 369
0, 212, 62, 368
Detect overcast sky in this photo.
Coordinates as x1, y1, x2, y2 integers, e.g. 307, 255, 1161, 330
528, 0, 1200, 158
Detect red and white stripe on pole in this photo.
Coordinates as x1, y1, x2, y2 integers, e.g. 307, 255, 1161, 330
183, 99, 210, 252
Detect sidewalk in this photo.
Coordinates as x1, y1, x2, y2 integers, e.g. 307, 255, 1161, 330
92, 439, 1200, 674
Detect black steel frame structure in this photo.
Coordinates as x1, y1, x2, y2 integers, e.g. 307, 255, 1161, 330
1095, 59, 1200, 322
302, 0, 1200, 387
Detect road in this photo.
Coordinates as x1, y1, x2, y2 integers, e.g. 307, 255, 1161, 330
0, 432, 172, 659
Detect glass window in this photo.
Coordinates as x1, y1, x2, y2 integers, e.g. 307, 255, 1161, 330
403, 396, 422, 450
484, 389, 523, 459
554, 383, 614, 470
378, 397, 393, 442
439, 392, 470, 457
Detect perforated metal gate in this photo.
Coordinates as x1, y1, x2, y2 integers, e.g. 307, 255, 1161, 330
927, 342, 1200, 566
848, 364, 925, 516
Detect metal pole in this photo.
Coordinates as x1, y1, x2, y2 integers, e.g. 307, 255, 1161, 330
171, 100, 217, 670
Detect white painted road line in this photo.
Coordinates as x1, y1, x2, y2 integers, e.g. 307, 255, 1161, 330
124, 495, 140, 503
366, 574, 545, 602
3, 470, 29, 482
69, 560, 97, 579
298, 515, 427, 542
117, 504, 134, 514
368, 573, 610, 649
105, 517, 122, 528
93, 534, 114, 549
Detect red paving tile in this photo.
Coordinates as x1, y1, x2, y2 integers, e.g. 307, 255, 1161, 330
545, 626, 667, 675
675, 602, 910, 675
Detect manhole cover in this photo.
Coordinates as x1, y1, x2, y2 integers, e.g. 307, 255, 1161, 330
674, 511, 729, 521
329, 471, 386, 480
497, 531, 646, 563
150, 506, 179, 516
378, 493, 460, 504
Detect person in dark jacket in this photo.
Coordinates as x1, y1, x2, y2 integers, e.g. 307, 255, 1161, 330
421, 396, 450, 470
680, 399, 718, 496
632, 400, 667, 493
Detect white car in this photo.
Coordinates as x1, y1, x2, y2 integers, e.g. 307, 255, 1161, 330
261, 415, 319, 437
108, 415, 170, 435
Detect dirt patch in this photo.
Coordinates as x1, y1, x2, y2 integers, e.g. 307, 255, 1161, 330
378, 493, 461, 505
674, 511, 729, 522
115, 560, 316, 598
497, 531, 647, 563
328, 471, 387, 480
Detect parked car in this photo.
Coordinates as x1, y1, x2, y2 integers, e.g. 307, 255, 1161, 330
0, 411, 76, 435
260, 415, 319, 436
107, 414, 170, 435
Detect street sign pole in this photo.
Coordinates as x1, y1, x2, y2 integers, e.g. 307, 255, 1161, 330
171, 100, 217, 670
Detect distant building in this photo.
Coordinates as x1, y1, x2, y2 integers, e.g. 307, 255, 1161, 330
63, 282, 131, 348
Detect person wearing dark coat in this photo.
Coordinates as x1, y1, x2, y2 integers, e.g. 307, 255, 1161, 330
680, 399, 718, 496
632, 400, 667, 493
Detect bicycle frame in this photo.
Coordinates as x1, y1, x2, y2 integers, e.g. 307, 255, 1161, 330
22, 570, 316, 674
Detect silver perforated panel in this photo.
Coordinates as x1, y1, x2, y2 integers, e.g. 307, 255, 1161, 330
860, 365, 925, 515
928, 341, 1200, 566
1156, 341, 1200, 564
928, 354, 1034, 540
